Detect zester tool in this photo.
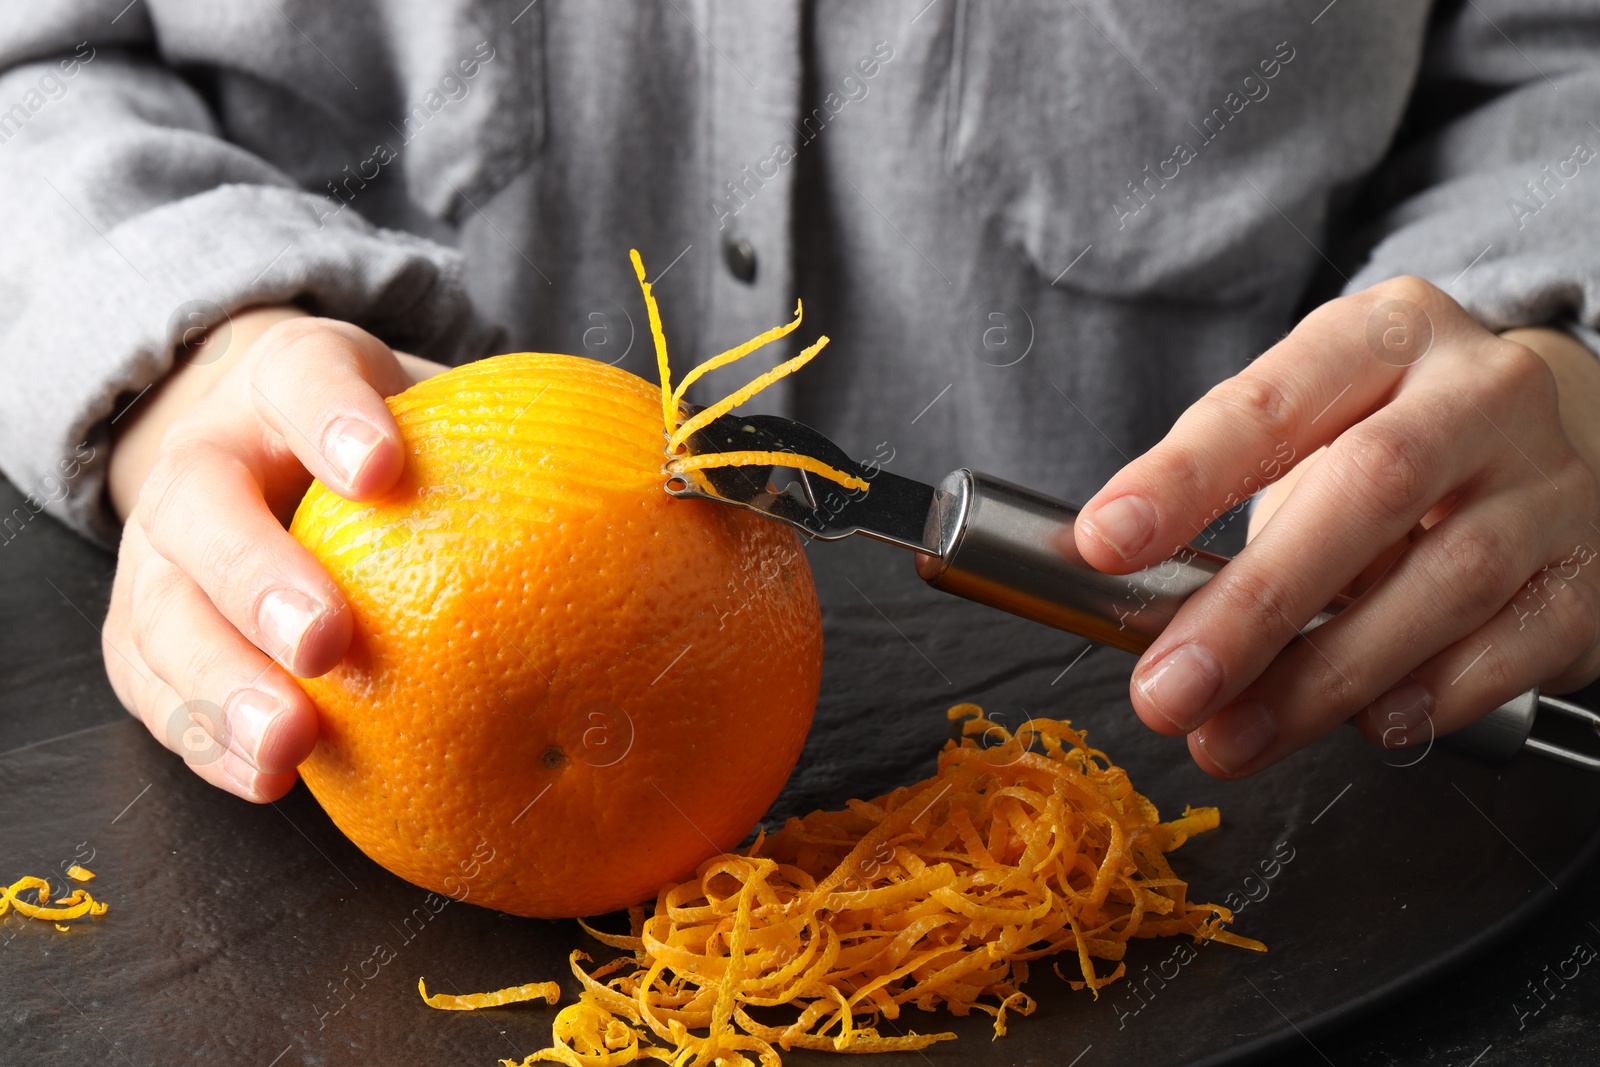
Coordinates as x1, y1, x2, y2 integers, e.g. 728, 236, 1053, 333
666, 408, 1600, 771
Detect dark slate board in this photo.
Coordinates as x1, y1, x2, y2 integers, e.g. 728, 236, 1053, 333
5, 521, 1600, 1067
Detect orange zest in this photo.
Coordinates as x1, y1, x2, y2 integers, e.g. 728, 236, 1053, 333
629, 249, 869, 495
419, 977, 561, 1011
1, 872, 109, 928
477, 705, 1262, 1066
669, 303, 805, 408
665, 452, 869, 495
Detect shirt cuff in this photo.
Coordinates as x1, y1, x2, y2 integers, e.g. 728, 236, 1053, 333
0, 183, 503, 548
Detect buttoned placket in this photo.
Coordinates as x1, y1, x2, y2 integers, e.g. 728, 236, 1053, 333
692, 0, 805, 414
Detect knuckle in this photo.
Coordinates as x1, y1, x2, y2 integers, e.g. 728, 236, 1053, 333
1556, 452, 1600, 507
101, 633, 135, 705
137, 444, 265, 620
249, 320, 333, 401
252, 316, 321, 363
189, 526, 264, 614
128, 563, 191, 653
1477, 339, 1556, 405
1288, 648, 1361, 716
177, 640, 234, 701
1208, 375, 1296, 446
1142, 447, 1207, 517
1207, 565, 1297, 653
1371, 274, 1441, 309
1430, 523, 1516, 614
1332, 423, 1431, 525
255, 317, 360, 379
138, 438, 218, 539
126, 691, 158, 735
1552, 571, 1600, 660
102, 599, 131, 662
117, 661, 161, 733
1472, 644, 1522, 700
1569, 584, 1600, 680
1509, 561, 1600, 679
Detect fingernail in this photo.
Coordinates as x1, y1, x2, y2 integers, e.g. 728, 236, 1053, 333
221, 748, 260, 792
1196, 701, 1278, 774
226, 689, 283, 765
323, 417, 385, 487
1366, 681, 1434, 749
257, 587, 328, 671
1134, 642, 1223, 732
1082, 495, 1156, 560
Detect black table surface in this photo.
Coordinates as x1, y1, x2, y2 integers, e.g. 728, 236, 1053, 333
5, 472, 1600, 1067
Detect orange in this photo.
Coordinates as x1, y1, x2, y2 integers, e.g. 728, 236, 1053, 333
288, 352, 822, 918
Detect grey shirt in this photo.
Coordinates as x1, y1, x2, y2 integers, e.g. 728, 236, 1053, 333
2, 0, 1599, 547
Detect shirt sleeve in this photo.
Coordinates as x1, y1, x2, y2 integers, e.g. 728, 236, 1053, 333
0, 26, 499, 548
1342, 1, 1600, 347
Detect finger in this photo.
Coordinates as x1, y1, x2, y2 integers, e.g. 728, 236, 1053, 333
103, 522, 152, 716
243, 317, 412, 500
1126, 376, 1502, 737
108, 606, 298, 802
136, 441, 351, 677
1343, 523, 1421, 599
1248, 448, 1425, 598
126, 524, 319, 774
1191, 538, 1600, 777
1352, 554, 1600, 751
1245, 448, 1325, 542
1075, 277, 1459, 572
1186, 478, 1559, 772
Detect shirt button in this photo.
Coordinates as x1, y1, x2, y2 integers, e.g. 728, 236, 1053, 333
722, 236, 758, 284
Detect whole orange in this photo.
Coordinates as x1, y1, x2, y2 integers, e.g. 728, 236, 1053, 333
288, 353, 821, 918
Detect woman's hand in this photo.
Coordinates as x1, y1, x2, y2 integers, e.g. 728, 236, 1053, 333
104, 307, 447, 801
1074, 276, 1600, 778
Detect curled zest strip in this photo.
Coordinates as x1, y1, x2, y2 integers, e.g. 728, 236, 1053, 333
670, 303, 805, 408
1, 873, 108, 926
500, 703, 1263, 1067
419, 977, 561, 1011
667, 336, 830, 455
665, 452, 869, 494
629, 248, 868, 496
628, 249, 676, 443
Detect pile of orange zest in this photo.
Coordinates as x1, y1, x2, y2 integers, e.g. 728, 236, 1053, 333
1, 872, 109, 929
628, 249, 870, 495
489, 704, 1261, 1067
419, 977, 561, 1011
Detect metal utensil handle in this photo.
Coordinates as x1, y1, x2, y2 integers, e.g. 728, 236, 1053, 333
913, 469, 1559, 767
915, 469, 1261, 653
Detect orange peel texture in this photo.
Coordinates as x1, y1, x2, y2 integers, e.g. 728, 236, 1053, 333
290, 257, 842, 919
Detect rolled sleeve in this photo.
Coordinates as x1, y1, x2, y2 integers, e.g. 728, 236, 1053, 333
1344, 4, 1600, 344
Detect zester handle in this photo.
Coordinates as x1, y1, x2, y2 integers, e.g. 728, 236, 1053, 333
912, 469, 1536, 764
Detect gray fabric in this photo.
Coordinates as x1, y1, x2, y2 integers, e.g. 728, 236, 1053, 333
2, 1, 1599, 548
